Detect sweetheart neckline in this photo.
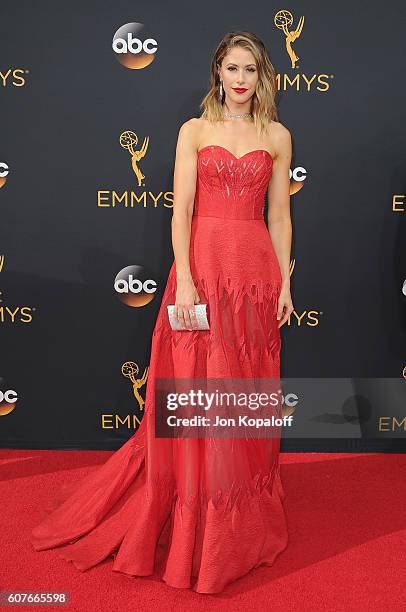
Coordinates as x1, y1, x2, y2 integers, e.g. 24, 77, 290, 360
197, 144, 273, 161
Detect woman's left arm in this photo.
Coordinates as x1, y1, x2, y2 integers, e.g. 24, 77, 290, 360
267, 124, 294, 328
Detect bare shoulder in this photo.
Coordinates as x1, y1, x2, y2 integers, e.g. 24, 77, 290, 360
176, 117, 202, 153
269, 120, 292, 159
177, 117, 200, 138
270, 120, 291, 143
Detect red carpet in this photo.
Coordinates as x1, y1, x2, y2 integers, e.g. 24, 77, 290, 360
1, 449, 405, 611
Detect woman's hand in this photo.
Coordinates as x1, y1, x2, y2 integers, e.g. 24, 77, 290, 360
174, 277, 201, 330
276, 284, 294, 328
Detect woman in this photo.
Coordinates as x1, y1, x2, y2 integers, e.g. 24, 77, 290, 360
31, 31, 294, 594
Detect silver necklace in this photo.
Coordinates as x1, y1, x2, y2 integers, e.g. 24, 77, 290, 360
223, 111, 253, 120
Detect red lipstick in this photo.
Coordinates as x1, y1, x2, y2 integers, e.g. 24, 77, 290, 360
232, 88, 248, 94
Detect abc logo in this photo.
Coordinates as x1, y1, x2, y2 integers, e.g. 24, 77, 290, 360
0, 389, 17, 403
290, 167, 306, 182
113, 22, 158, 69
113, 34, 157, 54
0, 162, 9, 177
0, 389, 18, 416
289, 166, 307, 195
115, 265, 157, 307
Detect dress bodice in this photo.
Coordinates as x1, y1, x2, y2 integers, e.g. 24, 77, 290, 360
192, 145, 273, 220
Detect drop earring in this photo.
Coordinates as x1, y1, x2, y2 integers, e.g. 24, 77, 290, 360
219, 79, 223, 101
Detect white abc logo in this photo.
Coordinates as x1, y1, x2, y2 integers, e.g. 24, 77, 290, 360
0, 162, 9, 178
0, 389, 18, 403
113, 34, 158, 55
289, 167, 307, 182
115, 276, 157, 294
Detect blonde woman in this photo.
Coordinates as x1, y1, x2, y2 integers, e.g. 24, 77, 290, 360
31, 31, 293, 594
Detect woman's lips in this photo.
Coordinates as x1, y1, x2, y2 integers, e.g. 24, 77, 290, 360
232, 88, 248, 94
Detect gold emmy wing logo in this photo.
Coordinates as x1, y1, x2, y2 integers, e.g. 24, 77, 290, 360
0, 254, 4, 272
122, 361, 149, 410
120, 131, 149, 187
274, 10, 304, 69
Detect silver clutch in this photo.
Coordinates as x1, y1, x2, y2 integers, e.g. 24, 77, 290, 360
167, 303, 210, 331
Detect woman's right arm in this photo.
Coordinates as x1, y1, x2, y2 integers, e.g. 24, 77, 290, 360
171, 119, 201, 330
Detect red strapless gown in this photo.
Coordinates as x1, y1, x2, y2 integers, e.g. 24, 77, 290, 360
31, 145, 289, 594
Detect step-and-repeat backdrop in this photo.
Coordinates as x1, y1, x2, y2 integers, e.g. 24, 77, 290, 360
1, 2, 405, 451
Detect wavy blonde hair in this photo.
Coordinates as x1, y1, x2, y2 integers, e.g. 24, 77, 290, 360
199, 31, 278, 137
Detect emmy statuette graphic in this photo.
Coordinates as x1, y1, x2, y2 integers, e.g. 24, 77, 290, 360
122, 361, 149, 410
120, 131, 149, 186
274, 10, 304, 69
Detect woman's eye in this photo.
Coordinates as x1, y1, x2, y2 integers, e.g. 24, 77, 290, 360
227, 66, 256, 72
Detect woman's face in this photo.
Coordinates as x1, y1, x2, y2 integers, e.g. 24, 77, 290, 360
218, 46, 259, 104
